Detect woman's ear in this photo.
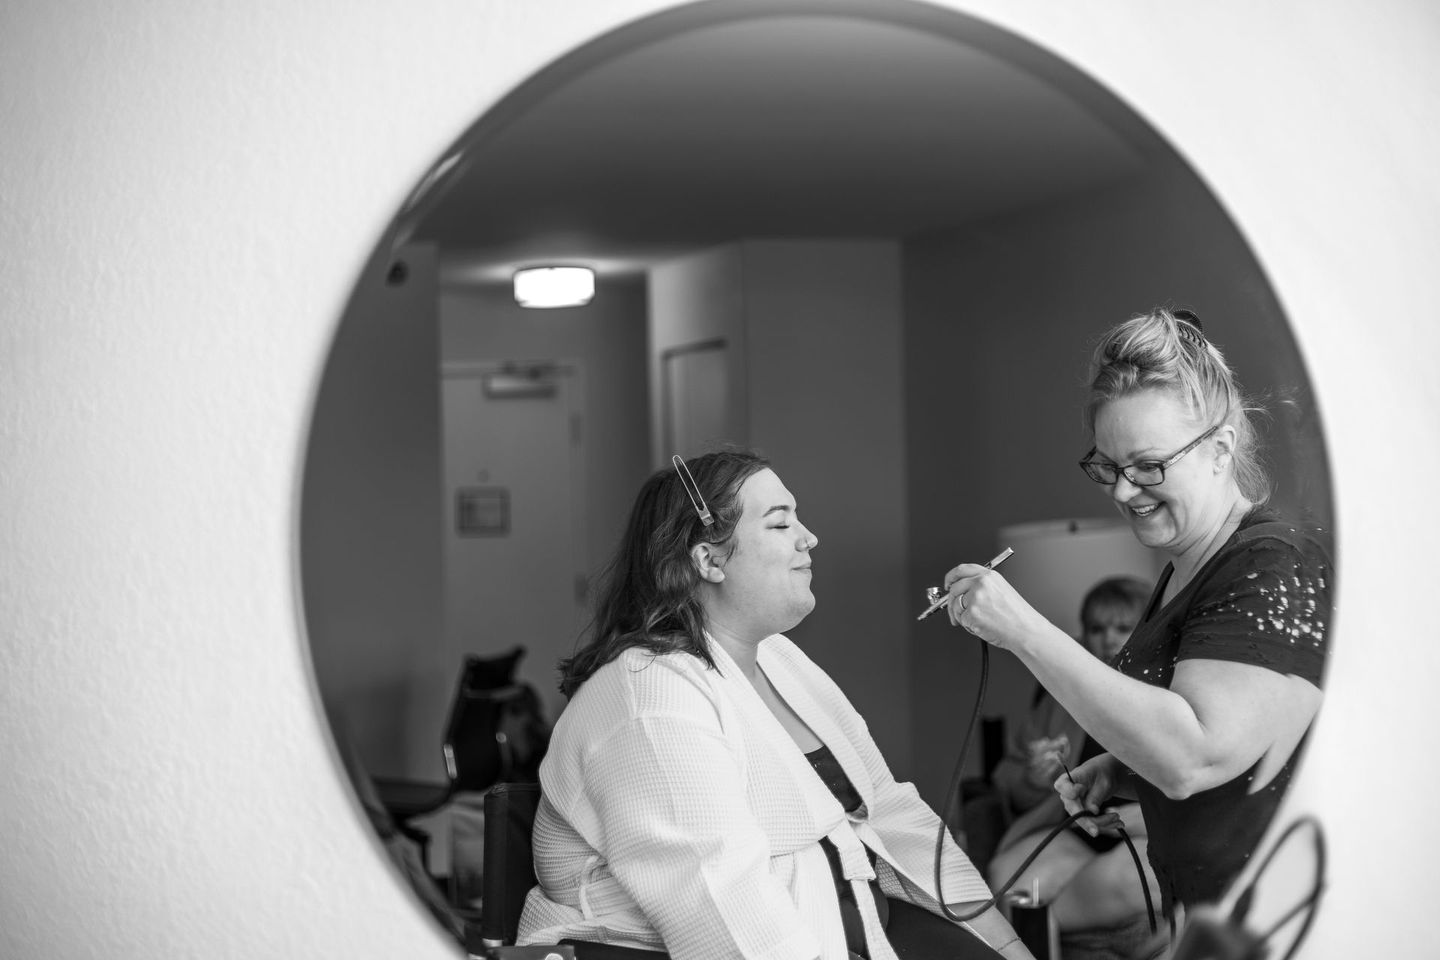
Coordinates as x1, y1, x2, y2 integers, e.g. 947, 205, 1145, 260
1212, 423, 1238, 473
690, 542, 726, 583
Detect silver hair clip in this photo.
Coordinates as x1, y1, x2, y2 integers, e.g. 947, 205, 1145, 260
671, 454, 714, 526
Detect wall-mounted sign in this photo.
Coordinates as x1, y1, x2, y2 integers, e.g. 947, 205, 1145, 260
456, 487, 509, 537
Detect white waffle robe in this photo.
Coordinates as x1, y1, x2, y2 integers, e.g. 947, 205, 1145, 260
516, 635, 993, 959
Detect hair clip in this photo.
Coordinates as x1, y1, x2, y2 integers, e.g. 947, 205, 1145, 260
1172, 308, 1208, 347
671, 455, 714, 526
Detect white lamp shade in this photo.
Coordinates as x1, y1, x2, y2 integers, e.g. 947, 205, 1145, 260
997, 518, 1167, 638
513, 266, 595, 308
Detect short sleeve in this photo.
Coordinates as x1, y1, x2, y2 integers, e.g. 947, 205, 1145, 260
1176, 528, 1331, 687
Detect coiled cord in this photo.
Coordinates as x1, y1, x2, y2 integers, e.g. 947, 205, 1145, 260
1229, 815, 1325, 960
932, 642, 1157, 935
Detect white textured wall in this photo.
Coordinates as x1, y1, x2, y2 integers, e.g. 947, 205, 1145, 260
1, 2, 1435, 959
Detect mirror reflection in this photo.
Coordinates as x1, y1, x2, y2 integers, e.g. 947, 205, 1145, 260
301, 3, 1333, 956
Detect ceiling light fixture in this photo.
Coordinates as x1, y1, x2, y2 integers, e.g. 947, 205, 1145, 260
513, 266, 595, 308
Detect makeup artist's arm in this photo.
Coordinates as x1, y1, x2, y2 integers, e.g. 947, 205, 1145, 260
942, 564, 1320, 801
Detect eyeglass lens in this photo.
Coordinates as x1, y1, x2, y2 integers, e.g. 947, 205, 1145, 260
1083, 461, 1164, 486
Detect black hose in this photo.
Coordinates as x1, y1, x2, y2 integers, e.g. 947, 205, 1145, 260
932, 641, 1158, 936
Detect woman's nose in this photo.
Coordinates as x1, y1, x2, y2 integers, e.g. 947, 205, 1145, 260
1110, 473, 1142, 502
798, 524, 818, 551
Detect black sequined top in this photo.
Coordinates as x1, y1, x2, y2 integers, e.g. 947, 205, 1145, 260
1109, 508, 1332, 913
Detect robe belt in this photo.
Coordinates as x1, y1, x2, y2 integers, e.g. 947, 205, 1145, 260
540, 855, 641, 920
546, 828, 963, 960
825, 822, 900, 960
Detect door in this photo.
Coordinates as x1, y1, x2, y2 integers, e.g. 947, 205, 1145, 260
440, 360, 586, 725
662, 338, 734, 459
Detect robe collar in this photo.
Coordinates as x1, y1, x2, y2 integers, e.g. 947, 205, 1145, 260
705, 632, 876, 821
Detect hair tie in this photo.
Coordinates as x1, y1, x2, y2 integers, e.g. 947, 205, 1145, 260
1172, 308, 1208, 348
671, 455, 713, 526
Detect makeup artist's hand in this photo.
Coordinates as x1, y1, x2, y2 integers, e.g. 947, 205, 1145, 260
941, 563, 1049, 650
1104, 801, 1147, 839
1055, 752, 1125, 838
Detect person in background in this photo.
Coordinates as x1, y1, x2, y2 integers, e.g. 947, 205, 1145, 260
518, 449, 1034, 960
941, 308, 1330, 927
985, 577, 1159, 947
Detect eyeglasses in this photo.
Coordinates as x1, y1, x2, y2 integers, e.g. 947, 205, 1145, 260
1079, 424, 1220, 487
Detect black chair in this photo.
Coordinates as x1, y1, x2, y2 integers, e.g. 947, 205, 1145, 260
377, 650, 541, 817
446, 682, 549, 794
374, 648, 550, 865
476, 783, 673, 960
478, 781, 543, 950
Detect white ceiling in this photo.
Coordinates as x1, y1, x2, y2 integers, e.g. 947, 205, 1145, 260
407, 14, 1166, 282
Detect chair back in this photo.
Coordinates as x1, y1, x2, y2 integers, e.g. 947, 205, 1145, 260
480, 781, 542, 947
459, 646, 525, 691
442, 649, 552, 793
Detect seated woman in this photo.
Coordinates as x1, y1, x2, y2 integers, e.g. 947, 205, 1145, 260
517, 450, 1033, 960
986, 578, 1160, 942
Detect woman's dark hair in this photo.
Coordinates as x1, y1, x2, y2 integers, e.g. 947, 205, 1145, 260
1085, 307, 1271, 505
557, 448, 771, 698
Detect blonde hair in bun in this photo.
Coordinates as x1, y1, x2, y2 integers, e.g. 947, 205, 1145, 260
1085, 307, 1270, 504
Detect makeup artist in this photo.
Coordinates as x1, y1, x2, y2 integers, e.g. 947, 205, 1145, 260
940, 308, 1331, 920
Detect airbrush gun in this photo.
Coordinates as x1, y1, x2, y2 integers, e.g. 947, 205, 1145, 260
916, 546, 1014, 621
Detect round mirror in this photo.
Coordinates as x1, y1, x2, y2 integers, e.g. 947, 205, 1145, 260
302, 0, 1333, 949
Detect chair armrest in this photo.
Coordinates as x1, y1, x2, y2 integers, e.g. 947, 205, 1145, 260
481, 782, 543, 946
481, 947, 575, 960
